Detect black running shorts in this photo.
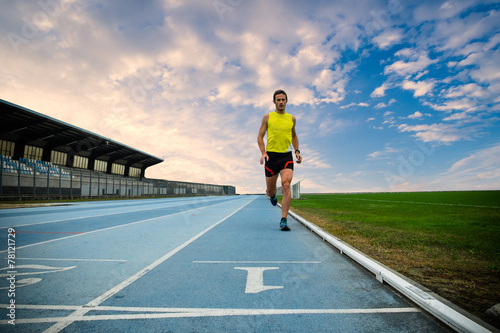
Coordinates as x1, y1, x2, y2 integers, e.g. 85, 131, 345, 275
264, 151, 294, 177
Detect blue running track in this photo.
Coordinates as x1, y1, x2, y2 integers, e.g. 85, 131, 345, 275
0, 195, 452, 332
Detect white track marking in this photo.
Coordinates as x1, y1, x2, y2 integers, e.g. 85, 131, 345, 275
0, 265, 76, 277
3, 304, 418, 313
10, 258, 127, 262
42, 196, 257, 333
193, 261, 321, 264
0, 304, 421, 324
234, 267, 283, 293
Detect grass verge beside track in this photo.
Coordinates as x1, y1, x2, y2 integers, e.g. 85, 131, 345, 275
284, 191, 500, 329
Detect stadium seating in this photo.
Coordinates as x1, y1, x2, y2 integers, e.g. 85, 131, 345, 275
1, 155, 70, 178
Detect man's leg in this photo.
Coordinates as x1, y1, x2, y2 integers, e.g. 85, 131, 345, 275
280, 169, 293, 218
266, 174, 279, 197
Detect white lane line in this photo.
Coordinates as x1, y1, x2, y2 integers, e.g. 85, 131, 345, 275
0, 305, 421, 324
3, 303, 420, 313
9, 258, 127, 262
0, 304, 83, 310
0, 197, 231, 229
0, 197, 251, 254
42, 196, 258, 333
193, 261, 321, 264
0, 265, 76, 277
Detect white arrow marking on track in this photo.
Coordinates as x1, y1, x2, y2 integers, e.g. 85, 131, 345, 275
234, 267, 283, 293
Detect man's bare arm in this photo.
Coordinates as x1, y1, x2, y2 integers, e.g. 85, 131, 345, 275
257, 114, 269, 165
291, 116, 302, 164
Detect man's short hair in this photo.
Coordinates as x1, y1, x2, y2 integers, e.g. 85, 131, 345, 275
273, 89, 287, 101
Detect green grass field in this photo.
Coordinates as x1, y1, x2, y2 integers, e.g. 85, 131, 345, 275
284, 191, 500, 328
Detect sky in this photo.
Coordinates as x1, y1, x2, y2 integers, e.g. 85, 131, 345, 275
1, 0, 499, 194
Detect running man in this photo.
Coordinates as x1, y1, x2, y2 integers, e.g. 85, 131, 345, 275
257, 89, 302, 231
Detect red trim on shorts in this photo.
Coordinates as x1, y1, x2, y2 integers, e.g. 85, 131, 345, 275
265, 165, 274, 176
284, 161, 293, 170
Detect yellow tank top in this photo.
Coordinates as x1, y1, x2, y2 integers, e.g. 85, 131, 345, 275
266, 111, 293, 153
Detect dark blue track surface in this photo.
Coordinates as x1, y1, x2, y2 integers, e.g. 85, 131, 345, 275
0, 196, 451, 332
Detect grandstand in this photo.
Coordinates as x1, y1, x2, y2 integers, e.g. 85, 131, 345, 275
0, 99, 236, 199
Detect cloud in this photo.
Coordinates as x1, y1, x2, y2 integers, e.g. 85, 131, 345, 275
372, 28, 404, 49
466, 49, 500, 83
408, 111, 424, 119
371, 83, 390, 97
367, 146, 401, 160
444, 83, 489, 99
402, 80, 435, 97
434, 6, 500, 52
340, 102, 369, 109
300, 149, 332, 170
317, 118, 356, 137
374, 98, 396, 109
384, 49, 438, 78
397, 123, 462, 144
413, 0, 481, 22
428, 143, 500, 190
442, 112, 469, 121
423, 98, 478, 112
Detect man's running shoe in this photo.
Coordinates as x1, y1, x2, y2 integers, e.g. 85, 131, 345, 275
270, 194, 278, 206
280, 218, 290, 231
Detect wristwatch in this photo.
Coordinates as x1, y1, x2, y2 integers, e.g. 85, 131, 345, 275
295, 149, 300, 154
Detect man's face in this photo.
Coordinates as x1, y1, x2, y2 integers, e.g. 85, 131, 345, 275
274, 93, 287, 111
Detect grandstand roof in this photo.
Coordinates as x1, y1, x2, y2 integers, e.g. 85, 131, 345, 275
0, 99, 163, 175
